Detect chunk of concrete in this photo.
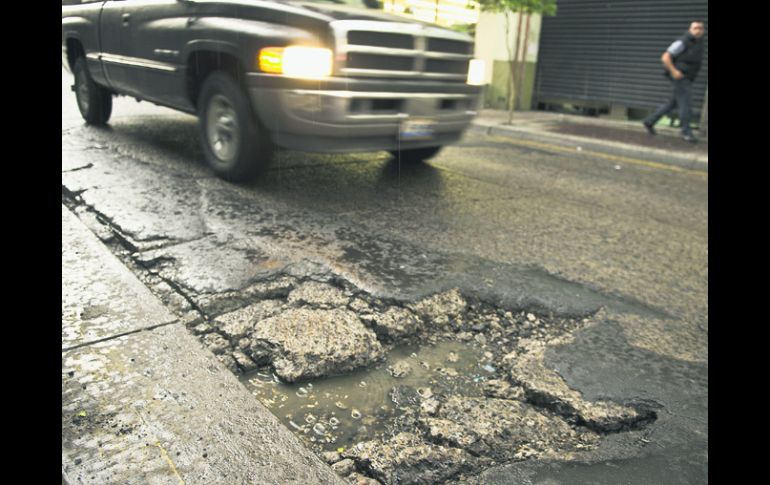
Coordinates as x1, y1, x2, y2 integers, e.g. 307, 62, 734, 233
331, 458, 356, 476
365, 306, 423, 340
508, 339, 651, 432
287, 281, 350, 308
345, 432, 471, 485
251, 308, 384, 382
420, 396, 590, 460
408, 288, 467, 327
214, 300, 283, 340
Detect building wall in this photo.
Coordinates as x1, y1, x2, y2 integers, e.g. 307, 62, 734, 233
534, 0, 708, 118
485, 60, 537, 110
474, 11, 543, 110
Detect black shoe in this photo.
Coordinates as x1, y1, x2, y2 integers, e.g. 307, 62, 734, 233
683, 133, 698, 143
643, 121, 657, 135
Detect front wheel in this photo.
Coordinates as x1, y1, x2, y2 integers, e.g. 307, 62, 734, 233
73, 57, 112, 125
389, 146, 443, 164
198, 72, 273, 182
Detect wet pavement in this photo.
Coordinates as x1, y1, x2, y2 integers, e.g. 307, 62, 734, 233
546, 121, 708, 155
471, 109, 707, 172
62, 68, 707, 484
62, 206, 346, 485
240, 338, 488, 451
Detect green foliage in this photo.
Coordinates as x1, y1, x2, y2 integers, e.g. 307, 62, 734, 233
539, 0, 557, 16
478, 0, 557, 15
476, 0, 556, 116
451, 23, 477, 38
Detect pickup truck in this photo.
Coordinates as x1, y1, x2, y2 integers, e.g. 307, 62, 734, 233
62, 0, 485, 182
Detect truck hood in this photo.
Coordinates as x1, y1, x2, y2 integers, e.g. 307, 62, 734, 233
198, 1, 470, 40
283, 1, 474, 43
288, 1, 428, 24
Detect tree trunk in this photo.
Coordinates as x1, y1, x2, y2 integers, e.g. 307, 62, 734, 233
503, 15, 513, 121
508, 12, 524, 124
515, 13, 532, 111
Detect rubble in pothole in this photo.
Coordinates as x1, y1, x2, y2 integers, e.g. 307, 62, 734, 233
251, 308, 385, 382
419, 395, 598, 461
193, 279, 488, 379
360, 306, 423, 342
287, 280, 350, 308
177, 276, 656, 485
343, 432, 473, 485
505, 338, 657, 432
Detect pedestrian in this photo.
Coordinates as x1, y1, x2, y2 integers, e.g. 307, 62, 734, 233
643, 21, 706, 143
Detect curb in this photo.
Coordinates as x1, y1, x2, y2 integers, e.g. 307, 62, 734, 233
62, 205, 346, 485
469, 122, 708, 173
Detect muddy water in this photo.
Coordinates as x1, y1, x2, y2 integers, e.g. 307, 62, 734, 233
240, 339, 490, 452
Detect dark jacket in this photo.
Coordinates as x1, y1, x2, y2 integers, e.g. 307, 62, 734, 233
668, 32, 704, 81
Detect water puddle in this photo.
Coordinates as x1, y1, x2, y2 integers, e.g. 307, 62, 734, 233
240, 339, 491, 452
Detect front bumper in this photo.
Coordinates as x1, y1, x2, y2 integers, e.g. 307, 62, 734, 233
246, 73, 482, 152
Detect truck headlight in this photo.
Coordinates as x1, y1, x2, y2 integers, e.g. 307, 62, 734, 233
258, 46, 333, 79
466, 59, 486, 86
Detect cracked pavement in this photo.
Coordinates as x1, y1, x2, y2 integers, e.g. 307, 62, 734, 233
62, 68, 707, 484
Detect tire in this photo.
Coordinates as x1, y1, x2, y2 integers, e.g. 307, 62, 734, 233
73, 57, 112, 125
389, 146, 443, 164
198, 72, 274, 182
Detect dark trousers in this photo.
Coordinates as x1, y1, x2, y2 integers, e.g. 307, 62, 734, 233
645, 78, 694, 136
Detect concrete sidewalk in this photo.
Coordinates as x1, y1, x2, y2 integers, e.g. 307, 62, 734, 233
470, 109, 708, 172
61, 204, 345, 485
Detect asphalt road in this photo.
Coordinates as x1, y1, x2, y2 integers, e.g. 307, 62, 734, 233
62, 68, 707, 484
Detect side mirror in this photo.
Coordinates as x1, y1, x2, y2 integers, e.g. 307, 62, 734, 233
362, 0, 383, 9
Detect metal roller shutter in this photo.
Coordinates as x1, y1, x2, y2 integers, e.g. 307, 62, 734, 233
533, 0, 708, 116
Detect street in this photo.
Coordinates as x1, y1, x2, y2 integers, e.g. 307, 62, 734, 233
62, 66, 707, 484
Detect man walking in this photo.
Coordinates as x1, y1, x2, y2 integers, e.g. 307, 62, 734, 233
643, 21, 706, 143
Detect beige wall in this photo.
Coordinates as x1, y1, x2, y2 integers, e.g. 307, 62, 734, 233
475, 11, 542, 85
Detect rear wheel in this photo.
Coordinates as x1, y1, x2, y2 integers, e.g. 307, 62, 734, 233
73, 57, 112, 125
389, 146, 443, 164
198, 72, 273, 182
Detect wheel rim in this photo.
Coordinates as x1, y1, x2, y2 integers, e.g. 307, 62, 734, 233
75, 65, 90, 114
206, 94, 239, 165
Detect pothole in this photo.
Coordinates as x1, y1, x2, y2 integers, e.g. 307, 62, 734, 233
241, 339, 487, 450
190, 278, 656, 484
59, 196, 656, 484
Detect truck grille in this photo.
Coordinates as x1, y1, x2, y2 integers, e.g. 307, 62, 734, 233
347, 53, 414, 71
425, 59, 469, 75
331, 20, 474, 82
347, 31, 414, 50
426, 38, 473, 55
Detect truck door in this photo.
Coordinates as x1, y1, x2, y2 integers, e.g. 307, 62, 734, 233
119, 0, 194, 110
99, 0, 136, 94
